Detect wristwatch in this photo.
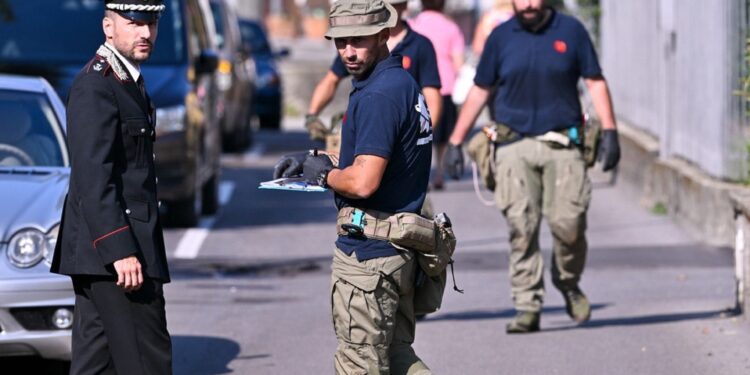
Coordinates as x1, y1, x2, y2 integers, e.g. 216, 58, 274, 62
317, 168, 331, 188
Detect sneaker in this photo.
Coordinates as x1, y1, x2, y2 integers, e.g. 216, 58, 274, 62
505, 311, 540, 334
563, 288, 591, 323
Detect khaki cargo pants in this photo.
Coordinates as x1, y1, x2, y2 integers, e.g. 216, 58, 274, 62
493, 138, 592, 312
331, 248, 431, 375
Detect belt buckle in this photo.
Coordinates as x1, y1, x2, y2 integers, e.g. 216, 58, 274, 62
341, 209, 366, 237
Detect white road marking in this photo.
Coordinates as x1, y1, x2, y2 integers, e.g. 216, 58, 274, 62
173, 181, 235, 259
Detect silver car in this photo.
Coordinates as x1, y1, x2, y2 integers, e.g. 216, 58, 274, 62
0, 74, 73, 360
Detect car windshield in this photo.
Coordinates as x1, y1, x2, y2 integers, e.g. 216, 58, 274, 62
239, 21, 271, 55
0, 0, 185, 65
0, 89, 66, 167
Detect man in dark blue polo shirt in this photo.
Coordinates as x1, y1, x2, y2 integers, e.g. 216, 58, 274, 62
274, 0, 434, 372
445, 0, 621, 334
305, 0, 442, 142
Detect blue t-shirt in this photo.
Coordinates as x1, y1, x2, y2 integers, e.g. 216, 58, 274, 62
475, 10, 602, 136
331, 23, 441, 90
334, 55, 433, 261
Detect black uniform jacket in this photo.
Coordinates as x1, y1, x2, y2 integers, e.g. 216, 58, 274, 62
51, 44, 170, 282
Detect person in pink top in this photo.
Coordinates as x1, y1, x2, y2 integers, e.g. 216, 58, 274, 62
410, 0, 465, 190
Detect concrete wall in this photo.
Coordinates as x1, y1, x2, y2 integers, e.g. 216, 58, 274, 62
600, 0, 747, 180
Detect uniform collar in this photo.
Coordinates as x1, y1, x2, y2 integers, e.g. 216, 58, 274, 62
352, 54, 402, 90
399, 22, 416, 47
511, 8, 559, 33
104, 43, 141, 82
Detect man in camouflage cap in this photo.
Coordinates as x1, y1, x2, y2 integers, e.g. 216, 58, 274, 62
274, 0, 435, 373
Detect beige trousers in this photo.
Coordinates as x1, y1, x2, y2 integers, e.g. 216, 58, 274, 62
331, 248, 431, 375
493, 138, 592, 312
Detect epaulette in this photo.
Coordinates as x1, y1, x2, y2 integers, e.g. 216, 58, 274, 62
89, 44, 130, 82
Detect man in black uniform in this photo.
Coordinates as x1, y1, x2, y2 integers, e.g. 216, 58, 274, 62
51, 1, 172, 373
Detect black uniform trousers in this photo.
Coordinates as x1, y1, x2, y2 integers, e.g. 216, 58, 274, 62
70, 276, 172, 375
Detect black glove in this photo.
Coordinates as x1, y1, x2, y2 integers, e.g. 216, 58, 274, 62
303, 154, 334, 186
445, 144, 465, 180
273, 152, 307, 179
597, 129, 621, 172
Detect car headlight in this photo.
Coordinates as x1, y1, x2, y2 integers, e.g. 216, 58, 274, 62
7, 229, 46, 268
156, 105, 186, 133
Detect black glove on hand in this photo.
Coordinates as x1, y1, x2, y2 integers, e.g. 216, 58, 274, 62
445, 144, 465, 180
273, 152, 307, 179
303, 154, 334, 186
597, 129, 621, 172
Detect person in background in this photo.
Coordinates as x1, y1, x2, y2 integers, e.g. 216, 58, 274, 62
305, 0, 441, 144
472, 0, 514, 57
444, 0, 621, 333
409, 0, 465, 190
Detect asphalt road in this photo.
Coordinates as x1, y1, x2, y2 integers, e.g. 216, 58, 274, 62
164, 128, 750, 375
4, 127, 750, 374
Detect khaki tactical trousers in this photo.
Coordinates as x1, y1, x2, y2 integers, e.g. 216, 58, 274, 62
331, 248, 431, 375
493, 138, 592, 312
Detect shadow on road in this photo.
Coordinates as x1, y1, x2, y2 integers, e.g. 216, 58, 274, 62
173, 335, 254, 374
422, 303, 609, 322
545, 308, 738, 332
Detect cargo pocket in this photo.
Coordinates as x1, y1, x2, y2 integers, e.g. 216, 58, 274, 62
125, 119, 150, 168
554, 159, 591, 216
494, 158, 527, 215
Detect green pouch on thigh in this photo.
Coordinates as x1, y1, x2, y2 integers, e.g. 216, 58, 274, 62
413, 269, 447, 315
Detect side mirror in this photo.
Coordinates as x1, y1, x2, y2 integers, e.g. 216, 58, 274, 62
195, 49, 219, 74
274, 47, 290, 59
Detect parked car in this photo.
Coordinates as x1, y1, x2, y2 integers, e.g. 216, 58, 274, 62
238, 18, 289, 130
209, 0, 255, 151
0, 0, 223, 227
0, 74, 73, 361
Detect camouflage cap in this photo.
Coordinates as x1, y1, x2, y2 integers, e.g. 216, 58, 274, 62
325, 0, 398, 40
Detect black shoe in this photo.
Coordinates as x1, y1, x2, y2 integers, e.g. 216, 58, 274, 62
563, 288, 591, 323
505, 311, 540, 334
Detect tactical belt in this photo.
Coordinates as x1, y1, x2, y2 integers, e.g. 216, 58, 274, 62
488, 123, 582, 148
336, 207, 436, 253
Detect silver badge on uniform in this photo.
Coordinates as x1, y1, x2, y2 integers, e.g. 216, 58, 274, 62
93, 62, 103, 71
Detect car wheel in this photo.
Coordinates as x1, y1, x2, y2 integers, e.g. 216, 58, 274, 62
202, 173, 220, 215
167, 183, 202, 227
223, 121, 251, 152
259, 112, 281, 130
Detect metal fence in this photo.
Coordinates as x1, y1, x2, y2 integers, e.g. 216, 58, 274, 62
600, 0, 748, 180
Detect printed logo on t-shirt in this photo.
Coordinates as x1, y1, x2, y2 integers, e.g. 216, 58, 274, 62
554, 40, 567, 54
415, 93, 432, 146
402, 55, 412, 70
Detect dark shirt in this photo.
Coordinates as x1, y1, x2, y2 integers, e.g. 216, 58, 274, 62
475, 10, 602, 136
335, 55, 433, 261
331, 23, 442, 90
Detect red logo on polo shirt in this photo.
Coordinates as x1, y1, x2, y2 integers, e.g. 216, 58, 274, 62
402, 55, 412, 70
554, 40, 567, 54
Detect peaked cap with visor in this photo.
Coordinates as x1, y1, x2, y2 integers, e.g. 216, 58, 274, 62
105, 0, 165, 22
325, 0, 398, 39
